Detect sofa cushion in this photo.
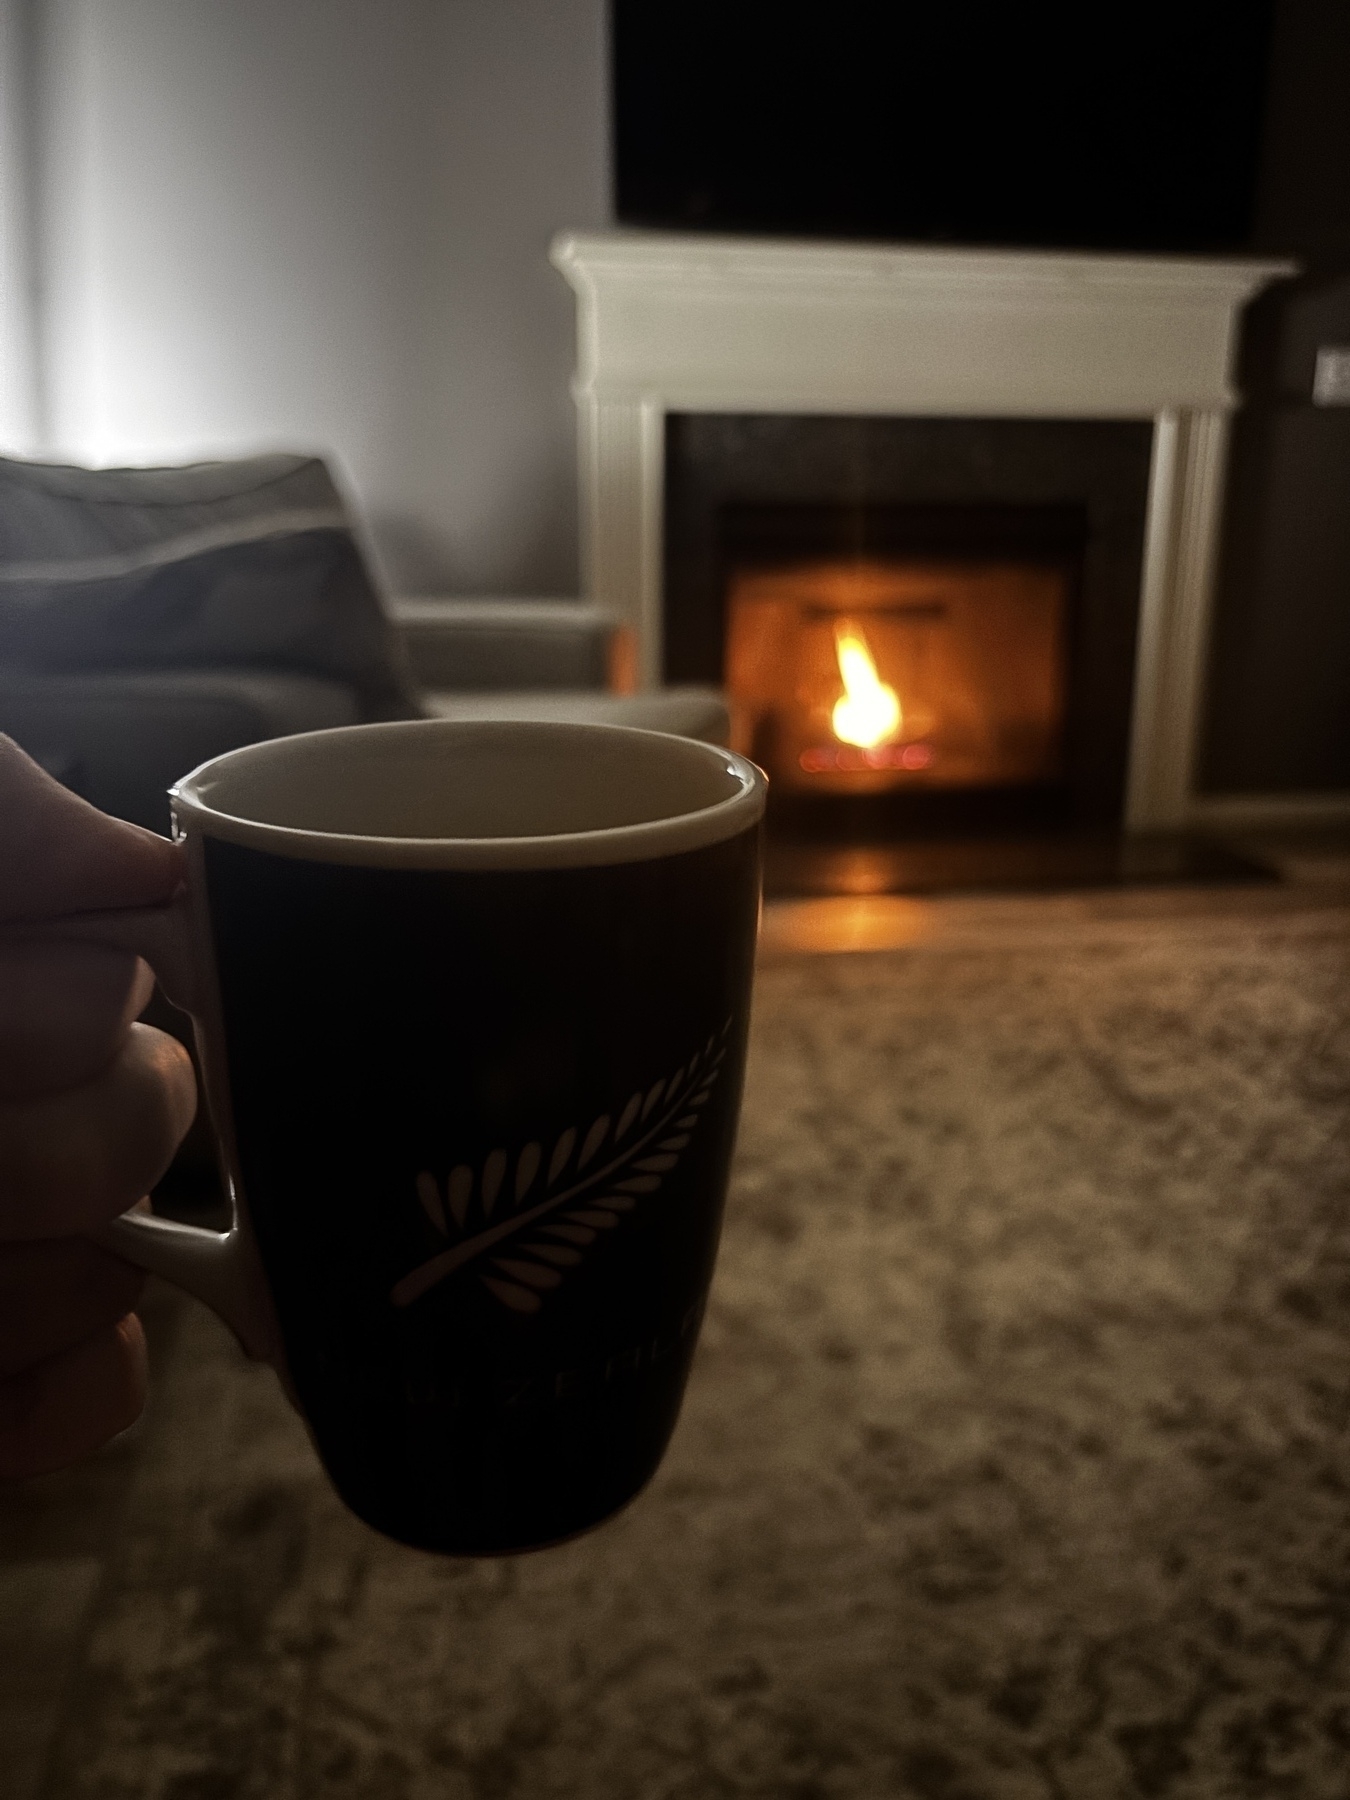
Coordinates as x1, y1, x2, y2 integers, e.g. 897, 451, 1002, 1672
0, 453, 415, 720
0, 668, 361, 831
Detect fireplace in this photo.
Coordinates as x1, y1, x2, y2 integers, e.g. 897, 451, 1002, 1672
551, 231, 1293, 838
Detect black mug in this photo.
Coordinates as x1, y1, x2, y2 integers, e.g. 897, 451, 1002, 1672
66, 720, 765, 1555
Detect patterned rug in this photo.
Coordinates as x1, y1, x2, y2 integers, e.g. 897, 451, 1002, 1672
40, 908, 1350, 1799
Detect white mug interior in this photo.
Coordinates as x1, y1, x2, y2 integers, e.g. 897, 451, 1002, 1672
170, 719, 766, 869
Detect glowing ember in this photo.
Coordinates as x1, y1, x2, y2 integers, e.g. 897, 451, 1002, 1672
832, 624, 901, 748
799, 742, 934, 774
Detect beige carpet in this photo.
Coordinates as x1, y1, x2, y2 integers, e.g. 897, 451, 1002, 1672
12, 896, 1350, 1799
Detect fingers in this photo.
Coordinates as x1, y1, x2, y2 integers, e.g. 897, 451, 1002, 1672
0, 735, 186, 926
0, 1023, 198, 1239
0, 941, 156, 1098
0, 741, 189, 1480
0, 1313, 147, 1480
0, 1239, 145, 1375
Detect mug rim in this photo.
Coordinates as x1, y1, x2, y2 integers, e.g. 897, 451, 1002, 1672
170, 718, 766, 871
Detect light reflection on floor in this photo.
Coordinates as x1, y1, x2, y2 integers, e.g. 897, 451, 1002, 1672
759, 895, 935, 957
756, 846, 1350, 959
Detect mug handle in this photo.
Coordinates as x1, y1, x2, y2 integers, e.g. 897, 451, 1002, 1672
35, 900, 280, 1365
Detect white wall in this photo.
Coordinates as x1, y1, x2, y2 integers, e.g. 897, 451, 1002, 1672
28, 0, 609, 594
0, 0, 38, 448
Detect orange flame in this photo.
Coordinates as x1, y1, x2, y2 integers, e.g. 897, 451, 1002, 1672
831, 623, 901, 748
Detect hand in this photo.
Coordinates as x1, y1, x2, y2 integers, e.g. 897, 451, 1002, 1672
0, 737, 197, 1478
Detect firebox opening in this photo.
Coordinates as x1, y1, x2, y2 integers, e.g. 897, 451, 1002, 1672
728, 556, 1071, 793
719, 502, 1085, 839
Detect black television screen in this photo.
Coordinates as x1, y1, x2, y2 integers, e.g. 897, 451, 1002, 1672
613, 1, 1275, 255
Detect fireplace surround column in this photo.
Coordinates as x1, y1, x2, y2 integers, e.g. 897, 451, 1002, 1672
552, 232, 1292, 832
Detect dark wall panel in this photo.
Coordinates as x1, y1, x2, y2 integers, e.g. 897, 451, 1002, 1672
1202, 0, 1350, 796
1204, 368, 1350, 792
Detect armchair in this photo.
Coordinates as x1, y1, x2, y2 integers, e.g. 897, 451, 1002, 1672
0, 452, 726, 832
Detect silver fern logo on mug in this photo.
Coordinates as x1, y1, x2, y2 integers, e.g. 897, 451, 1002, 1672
395, 1021, 731, 1313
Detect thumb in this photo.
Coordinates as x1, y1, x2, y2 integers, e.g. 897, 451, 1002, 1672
0, 737, 186, 926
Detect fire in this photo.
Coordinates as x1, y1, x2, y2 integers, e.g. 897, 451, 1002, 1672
831, 623, 902, 748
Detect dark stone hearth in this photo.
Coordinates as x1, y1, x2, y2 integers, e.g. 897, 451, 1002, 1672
762, 829, 1276, 899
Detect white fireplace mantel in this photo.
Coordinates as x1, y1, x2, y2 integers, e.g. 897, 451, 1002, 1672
551, 230, 1294, 831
